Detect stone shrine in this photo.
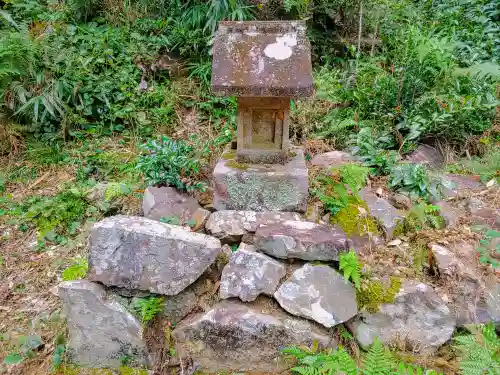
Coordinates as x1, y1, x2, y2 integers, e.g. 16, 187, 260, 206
211, 21, 313, 212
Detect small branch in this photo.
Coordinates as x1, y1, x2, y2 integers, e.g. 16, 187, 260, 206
371, 11, 380, 56
357, 1, 363, 52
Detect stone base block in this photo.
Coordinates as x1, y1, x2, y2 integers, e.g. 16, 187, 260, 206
213, 147, 308, 212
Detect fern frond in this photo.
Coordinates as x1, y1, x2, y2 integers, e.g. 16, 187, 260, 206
361, 338, 394, 375
339, 250, 361, 290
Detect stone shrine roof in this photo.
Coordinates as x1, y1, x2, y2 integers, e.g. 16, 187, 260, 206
211, 21, 314, 97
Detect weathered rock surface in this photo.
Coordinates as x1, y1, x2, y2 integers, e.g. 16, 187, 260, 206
485, 283, 500, 326
310, 151, 355, 169
212, 147, 309, 212
205, 210, 302, 244
405, 144, 444, 169
274, 264, 357, 327
58, 281, 150, 368
430, 242, 496, 326
360, 188, 403, 239
389, 193, 412, 210
255, 220, 350, 260
464, 197, 500, 229
348, 281, 455, 354
440, 174, 484, 199
88, 216, 221, 295
142, 186, 202, 222
220, 244, 286, 302
434, 200, 462, 227
173, 300, 336, 372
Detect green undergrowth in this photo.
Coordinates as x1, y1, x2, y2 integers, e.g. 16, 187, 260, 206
283, 338, 443, 375
394, 203, 444, 235
313, 164, 370, 217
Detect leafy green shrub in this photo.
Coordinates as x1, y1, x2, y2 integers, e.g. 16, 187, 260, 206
3, 334, 42, 365
62, 258, 88, 281
395, 203, 444, 234
282, 338, 443, 375
137, 136, 206, 192
313, 164, 370, 215
133, 296, 164, 323
13, 188, 92, 248
475, 228, 500, 269
388, 163, 448, 200
453, 323, 500, 375
339, 250, 361, 290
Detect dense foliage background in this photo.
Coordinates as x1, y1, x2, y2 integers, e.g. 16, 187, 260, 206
1, 0, 498, 157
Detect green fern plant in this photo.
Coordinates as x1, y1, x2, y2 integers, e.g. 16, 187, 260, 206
454, 323, 500, 375
395, 203, 444, 234
339, 250, 361, 290
133, 296, 164, 323
313, 165, 370, 216
104, 182, 132, 202
62, 258, 88, 281
282, 338, 443, 375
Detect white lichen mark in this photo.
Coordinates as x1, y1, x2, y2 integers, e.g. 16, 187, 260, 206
264, 33, 298, 60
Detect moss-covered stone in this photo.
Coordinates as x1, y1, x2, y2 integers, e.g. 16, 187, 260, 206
225, 160, 249, 170
222, 151, 236, 160
330, 198, 379, 237
357, 276, 402, 313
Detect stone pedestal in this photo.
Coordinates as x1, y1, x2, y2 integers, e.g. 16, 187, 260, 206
213, 147, 308, 212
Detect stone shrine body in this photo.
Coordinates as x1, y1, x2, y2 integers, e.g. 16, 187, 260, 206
211, 21, 313, 212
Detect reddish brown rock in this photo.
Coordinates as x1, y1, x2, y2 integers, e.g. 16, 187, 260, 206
254, 220, 350, 260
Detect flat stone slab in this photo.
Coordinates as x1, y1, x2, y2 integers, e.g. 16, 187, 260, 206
360, 188, 404, 239
348, 281, 455, 354
213, 147, 308, 212
58, 281, 150, 368
205, 210, 302, 243
173, 300, 335, 372
142, 186, 203, 223
88, 216, 221, 295
220, 244, 286, 301
310, 151, 356, 169
212, 21, 313, 97
440, 174, 484, 199
254, 220, 350, 260
274, 264, 357, 327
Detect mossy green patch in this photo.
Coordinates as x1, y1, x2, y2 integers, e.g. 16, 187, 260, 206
357, 276, 402, 313
288, 150, 297, 157
330, 197, 379, 236
226, 160, 249, 170
222, 151, 236, 160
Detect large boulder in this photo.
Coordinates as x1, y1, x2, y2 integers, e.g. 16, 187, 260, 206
88, 216, 221, 295
254, 220, 350, 260
220, 244, 286, 302
205, 210, 302, 244
440, 174, 484, 199
58, 281, 150, 368
434, 200, 462, 227
348, 281, 455, 354
142, 186, 203, 223
430, 242, 497, 326
405, 144, 444, 169
359, 188, 403, 239
274, 264, 357, 327
173, 300, 336, 372
464, 197, 500, 229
